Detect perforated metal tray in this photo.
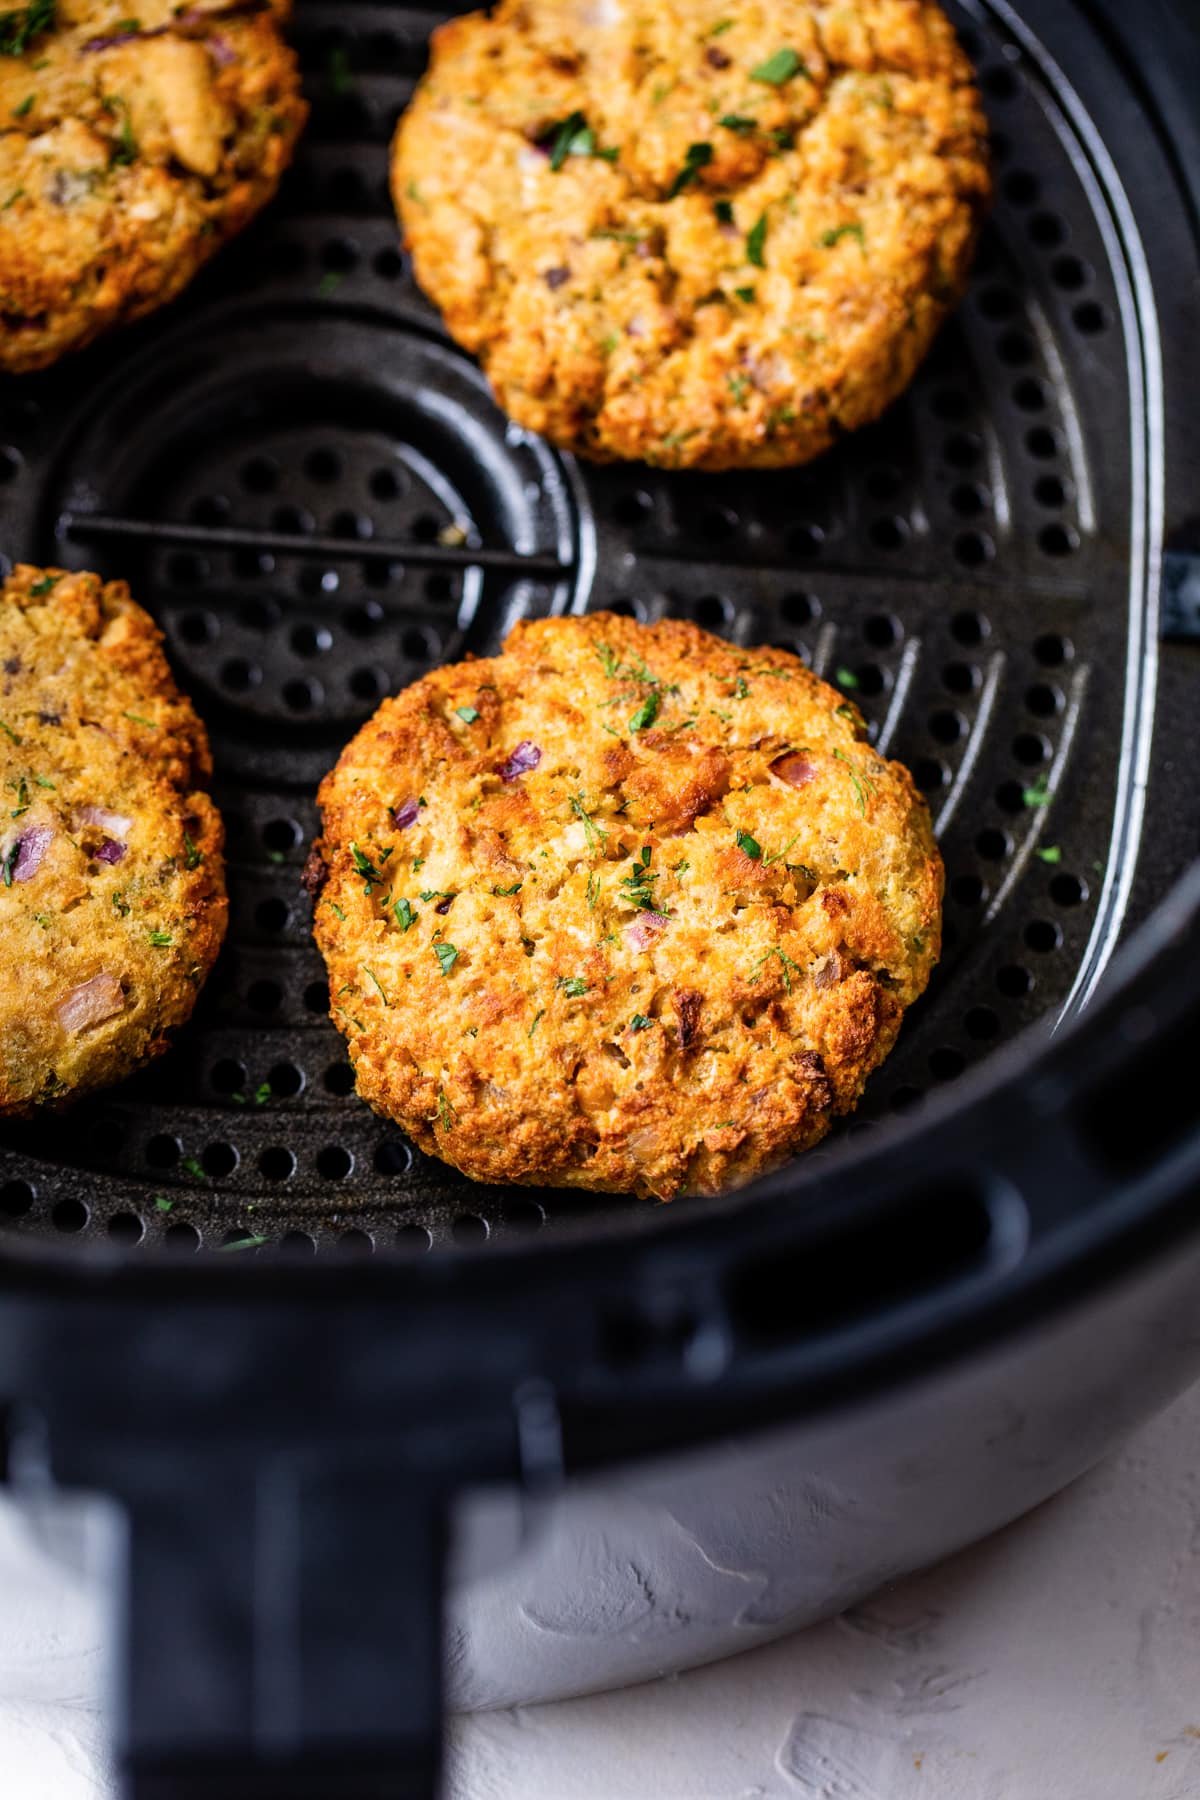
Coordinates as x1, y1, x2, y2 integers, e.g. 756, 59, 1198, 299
0, 0, 1176, 1253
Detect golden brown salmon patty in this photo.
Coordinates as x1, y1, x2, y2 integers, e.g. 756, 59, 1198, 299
392, 0, 989, 471
310, 614, 941, 1199
0, 0, 306, 373
0, 566, 227, 1114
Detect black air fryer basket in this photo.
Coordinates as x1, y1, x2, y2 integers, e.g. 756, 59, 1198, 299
0, 1, 1198, 1796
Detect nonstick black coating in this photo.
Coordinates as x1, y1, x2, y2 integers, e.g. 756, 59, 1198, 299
0, 0, 1171, 1253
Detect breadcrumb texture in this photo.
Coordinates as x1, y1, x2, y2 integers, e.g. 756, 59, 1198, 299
392, 0, 989, 470
0, 566, 227, 1114
312, 614, 942, 1200
0, 0, 306, 372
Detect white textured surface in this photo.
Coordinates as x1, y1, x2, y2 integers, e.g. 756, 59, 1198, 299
2, 1382, 1199, 1800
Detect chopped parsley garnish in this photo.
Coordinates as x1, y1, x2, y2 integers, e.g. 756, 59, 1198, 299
546, 110, 601, 170
735, 829, 762, 860
0, 0, 55, 58
325, 901, 346, 923
12, 92, 33, 117
0, 718, 21, 744
153, 1196, 173, 1214
528, 1007, 545, 1038
556, 975, 589, 998
183, 831, 203, 869
1, 187, 24, 209
734, 284, 756, 303
112, 890, 129, 916
620, 845, 661, 910
836, 666, 859, 690
10, 777, 28, 818
835, 702, 858, 722
181, 1156, 205, 1180
363, 966, 390, 1006
1036, 845, 1062, 864
106, 95, 138, 165
819, 222, 866, 250
753, 943, 802, 992
750, 46, 807, 84
253, 1082, 271, 1106
492, 882, 522, 896
668, 141, 713, 199
1023, 774, 1050, 808
714, 198, 734, 224
350, 841, 389, 892
1, 842, 17, 886
833, 747, 875, 815
728, 372, 749, 405
763, 832, 802, 867
629, 1013, 653, 1031
218, 1234, 267, 1254
455, 705, 479, 723
419, 888, 453, 903
436, 1090, 456, 1130
746, 214, 768, 266
148, 929, 173, 946
434, 942, 458, 976
571, 792, 608, 851
719, 113, 756, 134
393, 896, 418, 931
733, 676, 750, 699
707, 17, 734, 34
317, 271, 342, 299
629, 689, 660, 732
123, 710, 154, 728
586, 870, 600, 909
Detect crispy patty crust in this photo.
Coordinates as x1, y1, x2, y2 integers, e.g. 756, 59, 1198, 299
392, 0, 989, 470
0, 0, 306, 372
0, 566, 227, 1115
311, 614, 941, 1199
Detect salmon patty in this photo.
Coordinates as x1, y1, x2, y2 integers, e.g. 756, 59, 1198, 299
310, 613, 941, 1199
392, 0, 989, 470
0, 0, 306, 372
0, 565, 227, 1114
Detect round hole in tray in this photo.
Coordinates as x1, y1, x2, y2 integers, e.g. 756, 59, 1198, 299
0, 1180, 34, 1218
52, 1199, 88, 1234
397, 1223, 433, 1252
202, 1141, 238, 1178
453, 1213, 490, 1245
966, 1006, 1001, 1041
108, 1212, 144, 1245
165, 1221, 201, 1252
1025, 918, 1063, 954
317, 1145, 353, 1181
281, 1230, 317, 1256
997, 963, 1033, 998
259, 1147, 295, 1182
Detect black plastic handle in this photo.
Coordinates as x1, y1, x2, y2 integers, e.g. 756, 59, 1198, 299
119, 1463, 445, 1800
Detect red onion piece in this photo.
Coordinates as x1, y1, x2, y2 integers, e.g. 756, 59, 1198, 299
82, 24, 168, 49
207, 31, 237, 64
625, 912, 668, 952
500, 740, 541, 782
392, 797, 420, 829
95, 838, 126, 865
76, 804, 133, 838
771, 752, 817, 788
8, 826, 52, 883
57, 972, 125, 1035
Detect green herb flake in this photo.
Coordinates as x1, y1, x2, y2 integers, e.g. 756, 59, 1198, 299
111, 890, 129, 916
218, 1234, 267, 1254
727, 371, 749, 405
434, 941, 459, 977
1, 841, 17, 886
735, 828, 762, 860
746, 212, 768, 267
436, 1090, 456, 1131
707, 17, 734, 34
253, 1082, 271, 1106
528, 1007, 545, 1038
714, 198, 734, 224
547, 109, 587, 170
836, 666, 859, 690
1036, 845, 1063, 864
0, 718, 21, 745
364, 966, 390, 1007
393, 896, 418, 932
350, 841, 387, 891
123, 710, 155, 729
834, 702, 858, 722
153, 1196, 173, 1214
183, 831, 203, 869
629, 689, 661, 732
619, 844, 662, 912
148, 929, 173, 946
833, 747, 874, 815
753, 942, 802, 992
586, 870, 600, 910
719, 113, 756, 134
819, 221, 866, 251
455, 705, 480, 724
106, 95, 138, 165
629, 1013, 654, 1032
0, 0, 55, 58
667, 140, 713, 199
557, 975, 589, 998
317, 270, 342, 299
12, 92, 33, 116
492, 882, 522, 896
10, 776, 28, 818
1, 187, 24, 209
181, 1156, 205, 1180
734, 284, 756, 303
750, 46, 807, 85
571, 792, 608, 851
1023, 774, 1051, 809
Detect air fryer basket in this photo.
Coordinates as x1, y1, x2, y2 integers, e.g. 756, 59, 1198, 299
0, 0, 1192, 1257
